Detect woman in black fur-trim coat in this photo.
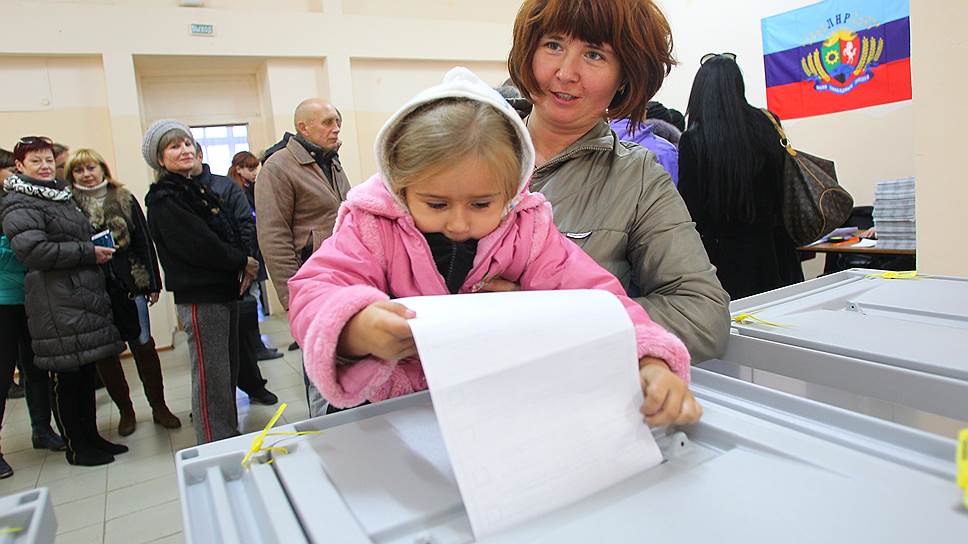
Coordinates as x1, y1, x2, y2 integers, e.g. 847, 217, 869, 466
67, 149, 181, 437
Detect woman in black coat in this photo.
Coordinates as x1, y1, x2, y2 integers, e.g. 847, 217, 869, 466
678, 55, 804, 300
142, 120, 257, 444
0, 136, 127, 466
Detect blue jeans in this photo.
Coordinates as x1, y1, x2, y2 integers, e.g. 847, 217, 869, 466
130, 295, 152, 348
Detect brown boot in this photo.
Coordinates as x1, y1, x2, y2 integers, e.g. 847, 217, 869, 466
95, 356, 137, 436
130, 338, 181, 429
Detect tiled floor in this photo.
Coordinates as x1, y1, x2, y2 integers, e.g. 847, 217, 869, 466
0, 313, 306, 543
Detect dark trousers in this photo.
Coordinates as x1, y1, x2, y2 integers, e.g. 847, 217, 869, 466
177, 302, 240, 444
237, 296, 268, 397
49, 364, 101, 463
0, 304, 53, 438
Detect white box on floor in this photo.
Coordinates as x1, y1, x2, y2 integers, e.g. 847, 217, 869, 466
0, 487, 56, 544
174, 369, 968, 543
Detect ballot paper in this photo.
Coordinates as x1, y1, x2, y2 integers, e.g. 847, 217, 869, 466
401, 289, 663, 538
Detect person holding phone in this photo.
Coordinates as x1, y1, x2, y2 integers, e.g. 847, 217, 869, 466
1, 136, 126, 466
67, 148, 182, 437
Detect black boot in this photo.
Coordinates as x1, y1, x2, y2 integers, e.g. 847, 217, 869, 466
50, 367, 115, 466
20, 349, 60, 442
7, 382, 24, 399
82, 362, 128, 455
31, 426, 66, 452
0, 455, 12, 479
238, 300, 276, 404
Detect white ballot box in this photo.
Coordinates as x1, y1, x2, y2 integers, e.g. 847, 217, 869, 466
175, 368, 968, 543
0, 488, 56, 544
701, 269, 968, 435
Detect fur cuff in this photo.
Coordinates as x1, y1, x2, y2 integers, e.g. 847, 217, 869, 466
635, 324, 691, 384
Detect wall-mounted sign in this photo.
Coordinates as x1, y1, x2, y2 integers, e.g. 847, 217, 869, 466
762, 0, 911, 119
190, 23, 215, 37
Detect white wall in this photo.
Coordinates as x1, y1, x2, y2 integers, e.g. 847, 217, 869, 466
911, 0, 966, 276
351, 59, 509, 179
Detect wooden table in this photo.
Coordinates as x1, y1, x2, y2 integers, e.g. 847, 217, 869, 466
797, 242, 916, 256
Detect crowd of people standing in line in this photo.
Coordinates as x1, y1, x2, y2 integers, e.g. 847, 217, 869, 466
0, 0, 809, 481
0, 132, 286, 476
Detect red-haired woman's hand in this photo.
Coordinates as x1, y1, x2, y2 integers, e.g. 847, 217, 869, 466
478, 278, 520, 292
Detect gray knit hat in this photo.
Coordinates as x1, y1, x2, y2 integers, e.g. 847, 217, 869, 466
142, 119, 193, 171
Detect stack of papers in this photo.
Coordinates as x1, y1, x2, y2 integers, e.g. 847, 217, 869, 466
402, 290, 663, 539
873, 177, 916, 250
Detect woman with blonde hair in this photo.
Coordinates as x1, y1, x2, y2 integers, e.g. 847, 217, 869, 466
66, 148, 181, 436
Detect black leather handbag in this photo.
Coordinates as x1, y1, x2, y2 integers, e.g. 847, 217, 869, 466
761, 109, 854, 246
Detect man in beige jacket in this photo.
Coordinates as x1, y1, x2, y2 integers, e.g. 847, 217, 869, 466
255, 98, 351, 416
256, 99, 351, 310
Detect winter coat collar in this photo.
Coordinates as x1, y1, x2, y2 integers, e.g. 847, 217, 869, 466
3, 174, 72, 202
531, 120, 615, 178
290, 135, 342, 170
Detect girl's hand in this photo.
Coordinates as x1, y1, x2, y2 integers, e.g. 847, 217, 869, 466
94, 246, 115, 264
638, 357, 703, 427
148, 292, 160, 306
338, 301, 417, 360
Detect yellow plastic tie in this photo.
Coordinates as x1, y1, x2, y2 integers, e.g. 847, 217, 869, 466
731, 312, 788, 328
0, 528, 23, 534
242, 402, 321, 468
865, 270, 918, 280
958, 428, 968, 510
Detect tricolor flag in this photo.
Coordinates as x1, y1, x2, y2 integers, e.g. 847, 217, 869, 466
762, 0, 911, 119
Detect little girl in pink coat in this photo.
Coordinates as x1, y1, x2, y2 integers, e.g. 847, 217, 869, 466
288, 67, 700, 425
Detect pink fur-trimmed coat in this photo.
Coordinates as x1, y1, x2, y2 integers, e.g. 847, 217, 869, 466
288, 176, 691, 408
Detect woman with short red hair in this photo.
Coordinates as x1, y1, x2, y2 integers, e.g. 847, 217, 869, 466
227, 151, 281, 361
1, 136, 126, 466
507, 0, 730, 426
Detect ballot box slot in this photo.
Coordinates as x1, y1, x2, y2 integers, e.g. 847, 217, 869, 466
178, 449, 309, 543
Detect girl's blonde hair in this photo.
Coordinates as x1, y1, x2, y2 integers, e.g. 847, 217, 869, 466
65, 148, 123, 188
385, 97, 522, 203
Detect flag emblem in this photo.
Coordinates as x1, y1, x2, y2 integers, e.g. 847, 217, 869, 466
801, 29, 884, 95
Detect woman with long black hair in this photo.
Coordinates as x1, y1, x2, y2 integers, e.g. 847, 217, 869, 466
678, 54, 803, 299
